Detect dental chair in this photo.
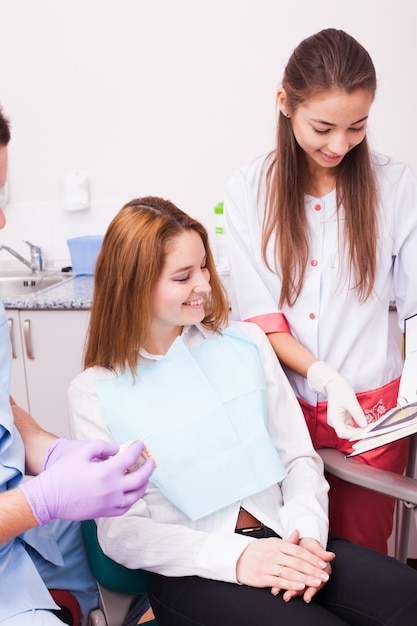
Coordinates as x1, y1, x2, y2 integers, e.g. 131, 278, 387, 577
320, 314, 417, 564
318, 432, 417, 563
81, 519, 157, 626
80, 449, 417, 626
49, 589, 81, 625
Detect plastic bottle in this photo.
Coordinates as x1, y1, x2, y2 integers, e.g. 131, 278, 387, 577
213, 202, 229, 270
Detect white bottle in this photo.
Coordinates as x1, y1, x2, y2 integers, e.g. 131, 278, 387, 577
213, 202, 229, 270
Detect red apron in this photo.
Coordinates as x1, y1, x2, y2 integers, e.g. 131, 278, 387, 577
299, 378, 410, 554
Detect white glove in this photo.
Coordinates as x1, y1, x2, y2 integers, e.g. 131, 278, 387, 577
307, 361, 368, 439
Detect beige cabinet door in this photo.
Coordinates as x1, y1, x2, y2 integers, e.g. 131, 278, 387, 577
18, 309, 90, 438
8, 309, 30, 411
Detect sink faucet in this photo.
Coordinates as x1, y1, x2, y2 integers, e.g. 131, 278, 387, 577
0, 240, 43, 273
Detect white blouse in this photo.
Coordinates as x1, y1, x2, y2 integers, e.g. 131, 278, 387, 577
224, 152, 417, 404
68, 321, 329, 583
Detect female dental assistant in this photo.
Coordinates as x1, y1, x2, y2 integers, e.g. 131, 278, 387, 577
224, 28, 417, 554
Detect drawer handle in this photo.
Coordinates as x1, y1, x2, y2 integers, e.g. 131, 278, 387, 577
7, 318, 17, 359
23, 319, 35, 360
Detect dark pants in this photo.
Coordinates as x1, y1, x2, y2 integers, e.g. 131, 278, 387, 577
148, 531, 417, 626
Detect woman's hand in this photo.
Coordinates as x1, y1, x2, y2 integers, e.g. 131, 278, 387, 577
236, 529, 335, 599
273, 532, 334, 602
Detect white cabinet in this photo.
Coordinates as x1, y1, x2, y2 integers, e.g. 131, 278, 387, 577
7, 309, 90, 439
7, 309, 29, 410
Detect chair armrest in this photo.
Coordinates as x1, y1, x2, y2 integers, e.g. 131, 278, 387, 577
318, 448, 417, 506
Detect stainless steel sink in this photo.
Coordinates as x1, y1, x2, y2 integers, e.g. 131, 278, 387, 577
0, 271, 70, 298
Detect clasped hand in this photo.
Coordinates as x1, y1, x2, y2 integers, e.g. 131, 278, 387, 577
236, 529, 335, 603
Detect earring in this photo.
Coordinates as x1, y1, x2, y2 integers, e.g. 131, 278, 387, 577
281, 110, 290, 118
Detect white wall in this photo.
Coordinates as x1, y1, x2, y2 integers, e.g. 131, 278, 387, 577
0, 0, 416, 267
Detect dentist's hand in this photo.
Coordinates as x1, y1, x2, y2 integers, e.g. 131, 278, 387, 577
19, 438, 155, 525
307, 361, 367, 439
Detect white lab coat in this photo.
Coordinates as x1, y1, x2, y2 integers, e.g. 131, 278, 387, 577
224, 152, 417, 406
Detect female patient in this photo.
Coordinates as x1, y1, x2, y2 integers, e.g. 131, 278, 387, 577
68, 196, 417, 626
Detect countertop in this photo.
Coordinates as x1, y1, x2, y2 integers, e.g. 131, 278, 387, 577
3, 275, 94, 310
3, 272, 397, 313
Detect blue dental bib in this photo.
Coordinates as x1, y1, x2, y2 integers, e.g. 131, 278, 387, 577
96, 326, 286, 520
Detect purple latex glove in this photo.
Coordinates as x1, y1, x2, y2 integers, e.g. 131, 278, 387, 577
19, 438, 155, 525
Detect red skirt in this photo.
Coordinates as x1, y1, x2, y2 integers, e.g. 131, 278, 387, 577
299, 378, 410, 554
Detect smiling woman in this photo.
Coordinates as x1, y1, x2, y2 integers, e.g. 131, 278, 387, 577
224, 27, 417, 555
149, 230, 211, 354
67, 194, 417, 626
278, 89, 373, 188
82, 196, 228, 375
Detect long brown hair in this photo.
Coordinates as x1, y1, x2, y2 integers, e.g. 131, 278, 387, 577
84, 196, 229, 374
262, 28, 378, 307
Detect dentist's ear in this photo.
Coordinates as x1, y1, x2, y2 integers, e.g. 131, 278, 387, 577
0, 181, 8, 228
